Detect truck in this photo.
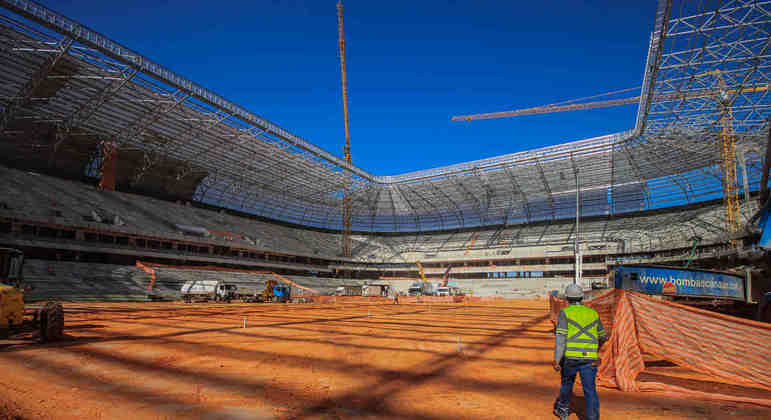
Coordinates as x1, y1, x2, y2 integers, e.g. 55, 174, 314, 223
362, 284, 391, 297
234, 283, 264, 303
408, 281, 434, 296
436, 286, 463, 296
335, 285, 362, 296
272, 283, 291, 303
260, 279, 291, 303
180, 280, 237, 303
0, 248, 64, 342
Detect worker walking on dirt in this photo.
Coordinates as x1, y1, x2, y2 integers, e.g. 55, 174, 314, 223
553, 283, 606, 420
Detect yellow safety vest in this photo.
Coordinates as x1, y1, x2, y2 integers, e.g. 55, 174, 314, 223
562, 305, 600, 360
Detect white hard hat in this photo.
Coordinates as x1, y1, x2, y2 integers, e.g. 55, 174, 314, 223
565, 283, 583, 300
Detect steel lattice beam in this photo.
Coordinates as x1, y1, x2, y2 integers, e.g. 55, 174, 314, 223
0, 36, 72, 134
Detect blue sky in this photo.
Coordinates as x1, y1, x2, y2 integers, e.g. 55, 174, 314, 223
43, 0, 656, 176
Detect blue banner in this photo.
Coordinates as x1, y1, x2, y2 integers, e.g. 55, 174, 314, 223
612, 265, 745, 300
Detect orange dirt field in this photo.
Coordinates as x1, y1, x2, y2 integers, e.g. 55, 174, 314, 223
0, 300, 768, 420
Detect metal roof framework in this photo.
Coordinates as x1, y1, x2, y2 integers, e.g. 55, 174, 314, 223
0, 0, 769, 234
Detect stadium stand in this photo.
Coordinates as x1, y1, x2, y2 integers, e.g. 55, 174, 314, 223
1, 162, 762, 301
1, 165, 756, 264
23, 259, 153, 302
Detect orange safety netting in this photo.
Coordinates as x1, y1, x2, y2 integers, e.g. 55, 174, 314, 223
135, 261, 320, 294
549, 290, 771, 406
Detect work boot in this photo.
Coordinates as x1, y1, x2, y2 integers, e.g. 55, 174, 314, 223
553, 407, 569, 420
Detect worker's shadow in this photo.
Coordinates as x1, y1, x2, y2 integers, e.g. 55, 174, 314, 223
570, 396, 588, 420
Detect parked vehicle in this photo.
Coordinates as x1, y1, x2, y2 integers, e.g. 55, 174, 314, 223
272, 283, 291, 303
180, 280, 237, 303
408, 281, 434, 296
235, 284, 264, 302
363, 284, 391, 297
253, 279, 292, 303
335, 285, 362, 296
0, 248, 64, 342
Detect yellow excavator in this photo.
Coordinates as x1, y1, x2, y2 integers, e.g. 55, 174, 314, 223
409, 261, 435, 296
0, 248, 63, 342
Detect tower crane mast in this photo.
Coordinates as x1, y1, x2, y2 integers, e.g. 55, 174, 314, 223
337, 1, 353, 257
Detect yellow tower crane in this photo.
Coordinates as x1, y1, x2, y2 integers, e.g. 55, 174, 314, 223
337, 1, 353, 257
701, 70, 740, 236
452, 80, 768, 247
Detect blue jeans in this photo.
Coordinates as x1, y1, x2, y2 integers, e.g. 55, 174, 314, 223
556, 359, 599, 420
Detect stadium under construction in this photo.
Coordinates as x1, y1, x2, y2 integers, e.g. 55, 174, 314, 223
0, 0, 769, 419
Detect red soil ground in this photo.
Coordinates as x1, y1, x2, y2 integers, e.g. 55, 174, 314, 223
0, 300, 768, 419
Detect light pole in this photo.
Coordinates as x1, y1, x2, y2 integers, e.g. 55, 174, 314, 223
574, 167, 581, 286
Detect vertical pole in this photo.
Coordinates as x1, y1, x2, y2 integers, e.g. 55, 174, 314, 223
337, 1, 353, 257
574, 168, 581, 285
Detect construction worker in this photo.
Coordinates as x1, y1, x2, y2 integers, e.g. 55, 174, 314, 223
553, 283, 606, 420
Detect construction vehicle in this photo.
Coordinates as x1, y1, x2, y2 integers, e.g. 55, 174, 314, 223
437, 286, 464, 296
273, 284, 291, 302
436, 266, 453, 296
0, 248, 64, 342
408, 281, 434, 296
362, 283, 391, 297
411, 261, 436, 296
180, 280, 237, 303
260, 279, 291, 303
258, 279, 278, 301
234, 282, 265, 303
334, 284, 362, 296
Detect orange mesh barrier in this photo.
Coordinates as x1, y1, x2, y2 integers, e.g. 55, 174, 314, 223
550, 289, 771, 406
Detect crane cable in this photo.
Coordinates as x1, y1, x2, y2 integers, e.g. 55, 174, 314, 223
545, 86, 642, 107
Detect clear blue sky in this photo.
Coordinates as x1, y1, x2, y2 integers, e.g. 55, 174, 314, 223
43, 0, 656, 176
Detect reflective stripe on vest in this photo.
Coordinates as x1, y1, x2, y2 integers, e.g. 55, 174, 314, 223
563, 305, 600, 359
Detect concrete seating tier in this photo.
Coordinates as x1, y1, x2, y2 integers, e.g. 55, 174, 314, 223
22, 260, 153, 302
1, 165, 752, 264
